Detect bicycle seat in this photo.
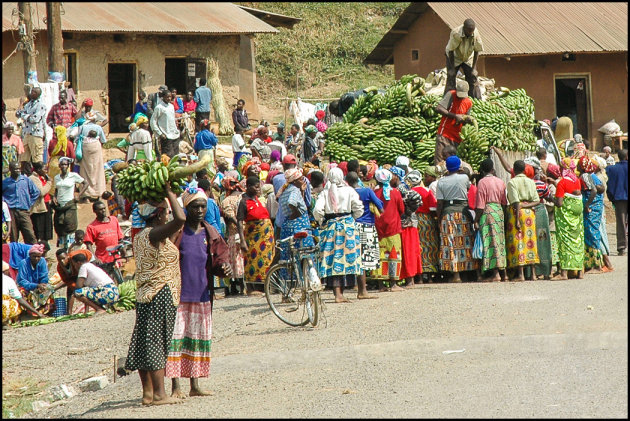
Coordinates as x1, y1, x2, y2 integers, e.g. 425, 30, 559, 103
293, 231, 309, 239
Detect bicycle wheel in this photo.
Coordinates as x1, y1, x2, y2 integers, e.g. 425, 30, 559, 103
265, 263, 309, 327
302, 259, 320, 327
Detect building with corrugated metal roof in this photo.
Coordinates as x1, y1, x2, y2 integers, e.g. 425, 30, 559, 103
365, 2, 628, 148
2, 2, 300, 131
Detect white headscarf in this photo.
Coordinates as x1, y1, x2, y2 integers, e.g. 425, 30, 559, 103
375, 168, 393, 201
395, 156, 410, 167
324, 167, 346, 213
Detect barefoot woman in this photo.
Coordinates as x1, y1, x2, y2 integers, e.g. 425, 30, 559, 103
124, 182, 186, 406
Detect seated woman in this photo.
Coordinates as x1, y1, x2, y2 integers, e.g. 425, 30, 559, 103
54, 248, 94, 315
15, 243, 55, 315
3, 261, 45, 326
70, 253, 119, 315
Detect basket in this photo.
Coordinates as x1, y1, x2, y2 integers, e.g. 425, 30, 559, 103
52, 297, 67, 317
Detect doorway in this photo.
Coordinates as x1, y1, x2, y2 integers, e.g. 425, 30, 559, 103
555, 76, 590, 140
63, 52, 78, 92
165, 58, 187, 95
108, 63, 136, 133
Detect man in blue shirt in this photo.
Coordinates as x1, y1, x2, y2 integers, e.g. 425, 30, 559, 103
194, 119, 218, 173
193, 78, 212, 131
606, 149, 628, 255
16, 244, 49, 293
2, 161, 39, 244
198, 179, 221, 233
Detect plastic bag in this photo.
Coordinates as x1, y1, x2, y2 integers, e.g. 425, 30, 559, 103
598, 119, 621, 135
472, 230, 484, 260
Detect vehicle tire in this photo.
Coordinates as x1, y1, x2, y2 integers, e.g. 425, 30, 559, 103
302, 259, 319, 327
265, 263, 309, 327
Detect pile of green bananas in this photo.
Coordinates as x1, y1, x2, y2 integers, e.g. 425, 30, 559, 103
116, 155, 211, 203
363, 137, 413, 164
114, 280, 137, 311
324, 141, 361, 162
14, 313, 92, 328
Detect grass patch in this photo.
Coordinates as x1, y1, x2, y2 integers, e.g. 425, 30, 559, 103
2, 377, 49, 418
103, 137, 125, 150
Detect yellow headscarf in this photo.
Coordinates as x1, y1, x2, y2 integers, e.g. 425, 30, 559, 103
51, 125, 68, 157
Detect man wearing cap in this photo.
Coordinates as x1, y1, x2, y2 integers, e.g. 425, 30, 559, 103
434, 80, 474, 164
444, 18, 483, 99
150, 90, 181, 158
15, 87, 47, 168
146, 85, 168, 120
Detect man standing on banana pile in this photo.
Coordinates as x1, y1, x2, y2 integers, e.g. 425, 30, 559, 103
444, 18, 483, 99
434, 80, 474, 165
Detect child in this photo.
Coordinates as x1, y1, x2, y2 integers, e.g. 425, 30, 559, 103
102, 191, 122, 219
68, 230, 88, 254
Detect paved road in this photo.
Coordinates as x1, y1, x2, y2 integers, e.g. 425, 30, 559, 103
10, 249, 625, 419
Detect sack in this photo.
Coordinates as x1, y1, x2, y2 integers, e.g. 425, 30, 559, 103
598, 119, 621, 135
75, 134, 83, 162
472, 230, 484, 260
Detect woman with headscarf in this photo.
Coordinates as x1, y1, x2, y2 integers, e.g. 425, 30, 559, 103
436, 156, 478, 282
15, 243, 55, 316
302, 125, 324, 165
372, 168, 405, 291
277, 168, 315, 261
125, 183, 186, 406
313, 167, 363, 303
236, 176, 275, 296
578, 155, 605, 273
545, 163, 562, 275
505, 160, 540, 282
47, 125, 76, 184
591, 156, 614, 272
551, 158, 585, 280
78, 98, 108, 127
415, 169, 439, 282
525, 157, 554, 280
315, 110, 328, 133
165, 186, 231, 399
474, 158, 508, 282
398, 170, 424, 288
240, 157, 262, 182
125, 116, 154, 162
52, 157, 86, 248
220, 171, 245, 292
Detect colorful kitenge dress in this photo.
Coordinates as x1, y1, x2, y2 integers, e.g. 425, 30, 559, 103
582, 173, 604, 269
278, 184, 315, 261
506, 175, 540, 268
318, 215, 361, 288
555, 177, 585, 271
220, 192, 245, 279
373, 188, 405, 282
415, 186, 439, 274
237, 194, 275, 283
479, 203, 507, 272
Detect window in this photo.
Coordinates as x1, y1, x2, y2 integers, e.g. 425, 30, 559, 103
411, 50, 419, 61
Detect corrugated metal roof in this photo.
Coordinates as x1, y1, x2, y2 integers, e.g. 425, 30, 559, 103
365, 2, 628, 64
237, 5, 302, 29
2, 2, 278, 35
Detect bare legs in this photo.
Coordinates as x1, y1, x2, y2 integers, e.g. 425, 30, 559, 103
171, 378, 213, 398
139, 369, 178, 405
357, 273, 377, 299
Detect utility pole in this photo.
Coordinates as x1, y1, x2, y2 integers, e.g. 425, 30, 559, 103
46, 2, 64, 82
18, 2, 37, 86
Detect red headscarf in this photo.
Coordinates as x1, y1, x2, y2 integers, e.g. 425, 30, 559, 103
315, 110, 326, 121
524, 164, 535, 180
337, 161, 348, 177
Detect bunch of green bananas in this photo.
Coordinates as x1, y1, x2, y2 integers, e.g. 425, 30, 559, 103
362, 137, 412, 164
458, 125, 493, 171
15, 313, 92, 328
114, 280, 137, 311
410, 139, 436, 164
324, 141, 361, 162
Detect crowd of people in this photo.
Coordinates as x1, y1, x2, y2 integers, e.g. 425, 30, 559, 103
2, 78, 628, 405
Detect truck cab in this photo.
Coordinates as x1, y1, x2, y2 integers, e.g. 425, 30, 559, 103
536, 121, 562, 166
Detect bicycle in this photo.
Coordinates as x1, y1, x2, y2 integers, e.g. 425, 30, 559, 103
103, 239, 134, 285
265, 231, 323, 327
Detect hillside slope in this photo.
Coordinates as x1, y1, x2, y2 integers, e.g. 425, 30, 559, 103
237, 2, 408, 122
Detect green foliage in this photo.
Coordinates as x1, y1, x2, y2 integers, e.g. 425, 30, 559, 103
237, 2, 408, 98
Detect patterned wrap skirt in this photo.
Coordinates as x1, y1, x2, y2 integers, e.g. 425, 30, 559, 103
399, 226, 422, 279
74, 283, 119, 307
556, 196, 585, 271
417, 212, 439, 273
478, 202, 507, 272
583, 196, 604, 269
165, 301, 212, 379
18, 286, 55, 316
533, 203, 552, 277
2, 295, 22, 323
226, 233, 244, 279
244, 218, 275, 283
125, 285, 178, 372
355, 222, 380, 272
599, 210, 610, 256
318, 216, 362, 279
371, 233, 402, 281
506, 207, 539, 268
439, 208, 478, 273
279, 213, 315, 262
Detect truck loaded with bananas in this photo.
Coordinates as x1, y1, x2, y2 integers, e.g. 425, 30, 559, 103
324, 74, 539, 171
115, 154, 212, 204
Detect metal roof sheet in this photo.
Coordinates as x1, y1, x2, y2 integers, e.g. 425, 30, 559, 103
237, 5, 302, 29
2, 2, 279, 35
365, 2, 628, 64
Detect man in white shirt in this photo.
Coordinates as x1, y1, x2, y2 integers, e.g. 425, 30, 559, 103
150, 90, 181, 158
231, 126, 250, 168
444, 18, 483, 99
70, 253, 119, 314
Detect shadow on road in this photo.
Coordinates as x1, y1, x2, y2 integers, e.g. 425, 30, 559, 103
78, 398, 140, 416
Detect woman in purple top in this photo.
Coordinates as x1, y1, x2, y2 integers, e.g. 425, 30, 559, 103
165, 187, 231, 399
